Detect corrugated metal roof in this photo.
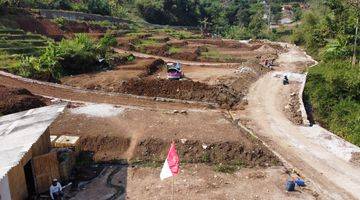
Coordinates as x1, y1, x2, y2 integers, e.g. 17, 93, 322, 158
0, 103, 67, 181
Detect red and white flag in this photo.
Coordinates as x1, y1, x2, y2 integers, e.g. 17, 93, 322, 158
160, 142, 180, 180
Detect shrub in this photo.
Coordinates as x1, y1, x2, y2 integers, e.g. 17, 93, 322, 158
51, 0, 71, 10
224, 26, 251, 40
14, 34, 116, 81
52, 17, 66, 27
98, 32, 118, 56
108, 0, 128, 18
168, 46, 181, 54
87, 0, 111, 16
305, 60, 360, 146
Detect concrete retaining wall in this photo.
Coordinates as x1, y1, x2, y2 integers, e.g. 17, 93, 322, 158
37, 9, 132, 24
297, 46, 318, 127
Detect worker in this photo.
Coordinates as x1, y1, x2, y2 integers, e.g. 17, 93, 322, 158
50, 179, 63, 200
283, 75, 289, 85
285, 178, 296, 192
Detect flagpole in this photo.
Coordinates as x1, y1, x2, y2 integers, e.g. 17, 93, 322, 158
172, 140, 175, 200
172, 176, 175, 200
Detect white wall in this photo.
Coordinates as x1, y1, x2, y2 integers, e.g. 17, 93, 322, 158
0, 175, 11, 200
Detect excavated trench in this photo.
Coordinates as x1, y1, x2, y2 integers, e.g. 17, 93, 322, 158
119, 79, 243, 109
133, 138, 281, 167
75, 136, 281, 168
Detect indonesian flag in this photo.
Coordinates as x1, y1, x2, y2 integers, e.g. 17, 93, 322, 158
160, 142, 180, 180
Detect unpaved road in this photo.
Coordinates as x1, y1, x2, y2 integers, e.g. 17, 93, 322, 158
0, 71, 213, 110
235, 45, 360, 199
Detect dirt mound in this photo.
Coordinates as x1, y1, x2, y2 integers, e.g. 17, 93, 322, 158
255, 44, 278, 54
12, 14, 65, 40
133, 138, 281, 167
170, 51, 198, 61
213, 59, 270, 98
79, 135, 131, 161
0, 85, 47, 115
167, 40, 188, 47
119, 79, 242, 108
140, 44, 169, 56
140, 59, 165, 77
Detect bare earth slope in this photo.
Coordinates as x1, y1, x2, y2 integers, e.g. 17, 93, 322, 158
235, 45, 360, 200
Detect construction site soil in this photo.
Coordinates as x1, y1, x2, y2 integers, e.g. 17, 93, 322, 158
0, 85, 48, 115
1, 9, 66, 40
117, 34, 284, 63
0, 73, 210, 110
60, 55, 271, 109
59, 20, 107, 34
49, 105, 280, 167
119, 79, 242, 108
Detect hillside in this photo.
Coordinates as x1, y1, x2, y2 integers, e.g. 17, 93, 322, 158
1, 0, 306, 39
0, 0, 359, 199
294, 0, 360, 146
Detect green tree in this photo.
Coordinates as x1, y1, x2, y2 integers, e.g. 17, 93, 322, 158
248, 12, 266, 38
87, 0, 111, 15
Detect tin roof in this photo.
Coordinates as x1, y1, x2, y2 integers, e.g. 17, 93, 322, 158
0, 103, 66, 181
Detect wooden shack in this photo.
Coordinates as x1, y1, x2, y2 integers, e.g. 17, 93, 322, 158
0, 103, 66, 200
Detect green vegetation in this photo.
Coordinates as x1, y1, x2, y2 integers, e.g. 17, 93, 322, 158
0, 51, 19, 70
160, 28, 202, 40
201, 49, 242, 62
0, 28, 49, 56
0, 0, 304, 40
0, 27, 50, 71
52, 17, 124, 31
168, 46, 181, 54
135, 0, 294, 39
213, 160, 245, 173
292, 0, 359, 59
137, 39, 158, 47
0, 0, 129, 18
298, 1, 360, 146
305, 61, 360, 146
130, 160, 162, 168
6, 33, 117, 81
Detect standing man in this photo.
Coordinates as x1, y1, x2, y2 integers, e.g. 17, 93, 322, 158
50, 179, 63, 200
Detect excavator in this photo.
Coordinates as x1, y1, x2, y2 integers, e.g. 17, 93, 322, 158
166, 62, 184, 80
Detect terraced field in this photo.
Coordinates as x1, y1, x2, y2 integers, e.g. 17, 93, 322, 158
0, 27, 50, 57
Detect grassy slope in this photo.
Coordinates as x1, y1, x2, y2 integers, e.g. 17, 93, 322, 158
304, 61, 360, 146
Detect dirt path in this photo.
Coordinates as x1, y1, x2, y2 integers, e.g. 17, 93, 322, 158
235, 45, 360, 199
114, 48, 241, 67
0, 71, 212, 110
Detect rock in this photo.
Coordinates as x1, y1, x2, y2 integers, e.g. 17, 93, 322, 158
202, 143, 208, 149
180, 110, 188, 114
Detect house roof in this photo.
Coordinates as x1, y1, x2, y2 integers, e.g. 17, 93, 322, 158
0, 103, 66, 181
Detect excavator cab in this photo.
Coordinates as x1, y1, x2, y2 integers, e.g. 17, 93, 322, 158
167, 62, 183, 80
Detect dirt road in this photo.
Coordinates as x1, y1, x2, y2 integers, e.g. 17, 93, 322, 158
235, 45, 360, 199
0, 71, 212, 110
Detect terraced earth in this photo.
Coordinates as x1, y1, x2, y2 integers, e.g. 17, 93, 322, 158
0, 27, 49, 56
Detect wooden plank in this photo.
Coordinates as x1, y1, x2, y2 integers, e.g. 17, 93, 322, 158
32, 152, 60, 193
